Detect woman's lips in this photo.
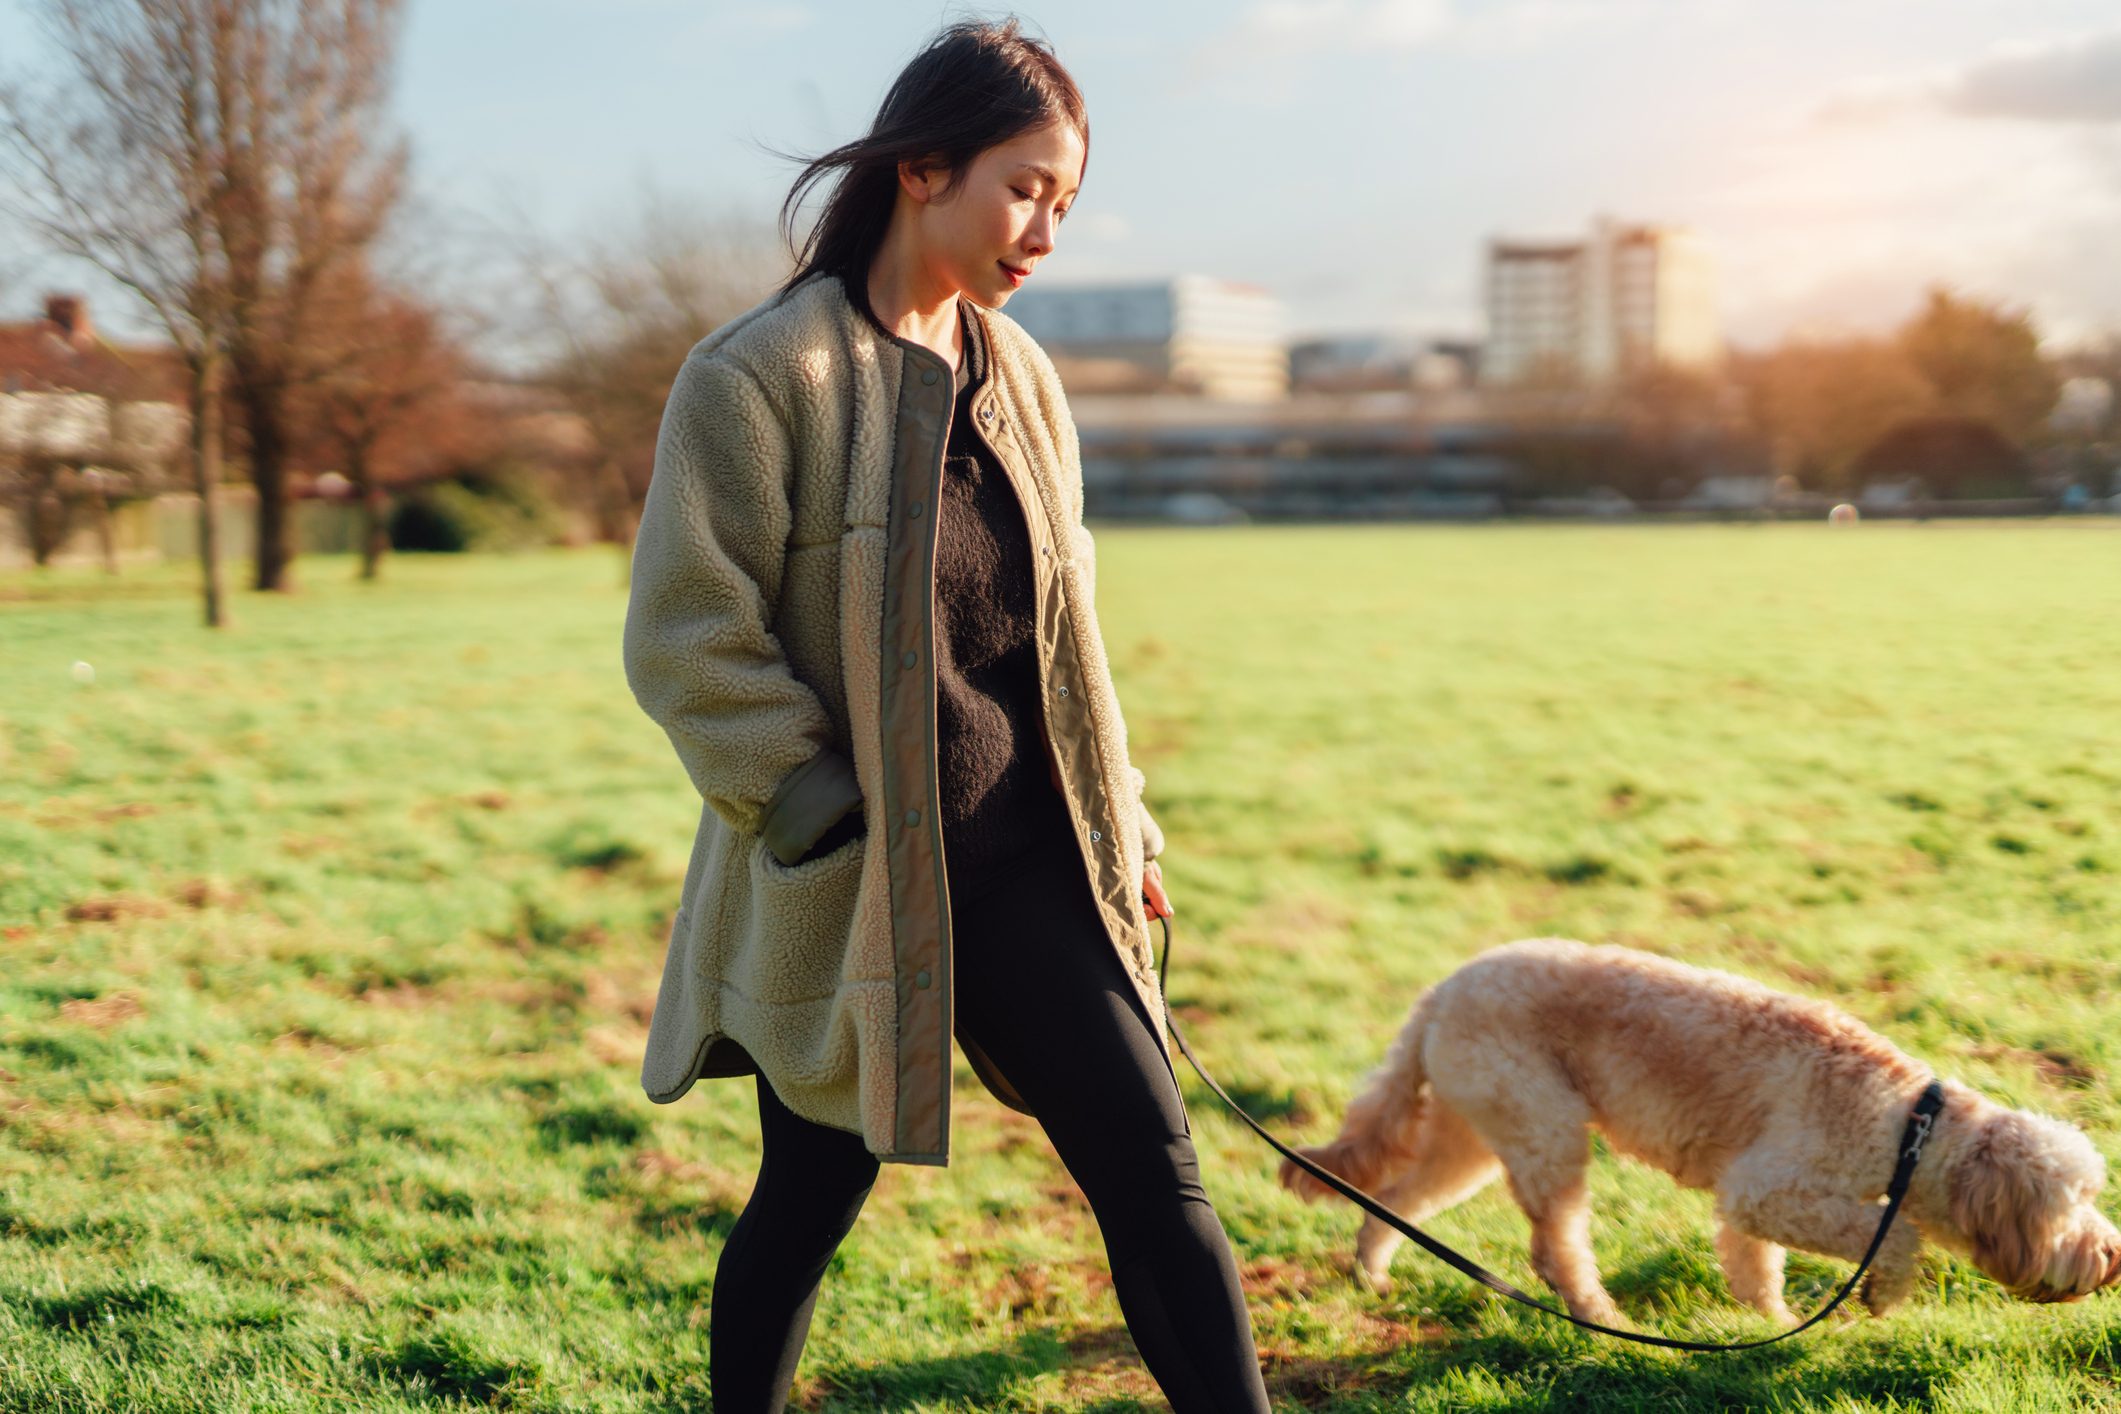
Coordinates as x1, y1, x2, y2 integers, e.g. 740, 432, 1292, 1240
999, 262, 1026, 288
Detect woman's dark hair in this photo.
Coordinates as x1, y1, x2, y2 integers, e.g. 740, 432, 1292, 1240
772, 18, 1088, 306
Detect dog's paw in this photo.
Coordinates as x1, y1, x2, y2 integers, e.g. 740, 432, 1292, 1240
1571, 1297, 1630, 1331
1859, 1269, 1912, 1317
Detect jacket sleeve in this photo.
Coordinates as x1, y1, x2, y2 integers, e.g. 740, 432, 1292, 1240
622, 352, 864, 865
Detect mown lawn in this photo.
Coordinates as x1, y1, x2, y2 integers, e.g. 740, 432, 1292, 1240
2, 523, 2119, 1412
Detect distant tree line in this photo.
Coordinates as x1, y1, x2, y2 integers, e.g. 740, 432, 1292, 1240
1506, 288, 2105, 507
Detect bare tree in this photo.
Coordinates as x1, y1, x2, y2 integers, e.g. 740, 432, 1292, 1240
505, 186, 784, 560
216, 0, 408, 593
0, 0, 409, 607
292, 265, 478, 581
1, 2, 239, 623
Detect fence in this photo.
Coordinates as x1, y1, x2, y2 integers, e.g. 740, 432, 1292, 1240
1, 487, 362, 570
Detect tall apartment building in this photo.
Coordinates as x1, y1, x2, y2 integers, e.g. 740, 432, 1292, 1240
1001, 275, 1288, 399
1482, 217, 1720, 386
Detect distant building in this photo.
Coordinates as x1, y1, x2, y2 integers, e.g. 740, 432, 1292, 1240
0, 294, 188, 472
0, 294, 192, 567
1004, 276, 1288, 400
1482, 217, 1720, 387
1289, 335, 1481, 393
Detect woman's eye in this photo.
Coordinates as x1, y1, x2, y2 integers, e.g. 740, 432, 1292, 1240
1012, 187, 1034, 201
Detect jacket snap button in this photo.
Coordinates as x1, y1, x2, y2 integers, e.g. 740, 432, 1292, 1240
909, 501, 924, 519
921, 368, 938, 386
902, 650, 917, 669
1090, 830, 1102, 843
915, 969, 931, 989
903, 808, 920, 827
1057, 685, 1068, 697
980, 406, 993, 420
1042, 545, 1052, 556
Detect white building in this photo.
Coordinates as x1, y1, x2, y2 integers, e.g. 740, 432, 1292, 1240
1003, 276, 1288, 400
1483, 217, 1720, 387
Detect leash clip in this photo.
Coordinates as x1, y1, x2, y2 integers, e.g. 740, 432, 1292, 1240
1904, 1108, 1935, 1163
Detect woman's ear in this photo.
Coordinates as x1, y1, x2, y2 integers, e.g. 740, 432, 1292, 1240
897, 154, 949, 205
1948, 1111, 2074, 1294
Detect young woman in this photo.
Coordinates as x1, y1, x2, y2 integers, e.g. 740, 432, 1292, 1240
621, 18, 1272, 1413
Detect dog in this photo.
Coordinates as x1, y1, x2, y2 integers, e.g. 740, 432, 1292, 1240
1279, 938, 2121, 1324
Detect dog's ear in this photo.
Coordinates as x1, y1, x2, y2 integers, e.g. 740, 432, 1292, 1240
1948, 1111, 2079, 1294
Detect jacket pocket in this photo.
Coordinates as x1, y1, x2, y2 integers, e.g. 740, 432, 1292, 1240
723, 831, 868, 1006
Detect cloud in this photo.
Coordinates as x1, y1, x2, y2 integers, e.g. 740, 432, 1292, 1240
1699, 106, 2121, 344
1191, 0, 1662, 73
1945, 29, 2121, 123
1816, 27, 2121, 127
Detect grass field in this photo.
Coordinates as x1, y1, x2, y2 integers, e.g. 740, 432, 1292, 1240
4, 523, 2121, 1412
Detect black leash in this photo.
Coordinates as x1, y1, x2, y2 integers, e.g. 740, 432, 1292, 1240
1153, 914, 1949, 1351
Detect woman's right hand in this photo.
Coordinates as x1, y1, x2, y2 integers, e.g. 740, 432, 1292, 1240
795, 807, 866, 864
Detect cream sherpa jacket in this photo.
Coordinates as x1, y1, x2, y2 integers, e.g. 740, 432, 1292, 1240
623, 271, 1170, 1165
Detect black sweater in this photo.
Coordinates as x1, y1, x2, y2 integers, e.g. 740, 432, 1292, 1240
931, 302, 1072, 875
807, 296, 1069, 874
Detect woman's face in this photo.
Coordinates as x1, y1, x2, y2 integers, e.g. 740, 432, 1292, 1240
905, 121, 1084, 309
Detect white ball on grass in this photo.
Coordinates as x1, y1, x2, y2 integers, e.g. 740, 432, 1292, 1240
71, 661, 95, 684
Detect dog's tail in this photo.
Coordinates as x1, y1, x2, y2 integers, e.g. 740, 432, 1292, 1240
1280, 986, 1437, 1201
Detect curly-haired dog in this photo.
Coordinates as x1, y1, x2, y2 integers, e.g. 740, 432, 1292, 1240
1280, 938, 2121, 1324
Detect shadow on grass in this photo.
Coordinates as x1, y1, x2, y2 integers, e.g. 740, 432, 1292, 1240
789, 1324, 1159, 1412
1405, 1320, 1954, 1412
770, 1300, 1956, 1413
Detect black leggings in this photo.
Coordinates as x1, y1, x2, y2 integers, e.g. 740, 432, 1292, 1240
708, 830, 1272, 1412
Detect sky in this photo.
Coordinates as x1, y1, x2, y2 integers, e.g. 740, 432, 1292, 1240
3, 0, 2120, 351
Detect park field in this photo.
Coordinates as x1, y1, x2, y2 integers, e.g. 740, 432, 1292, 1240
3, 522, 2121, 1412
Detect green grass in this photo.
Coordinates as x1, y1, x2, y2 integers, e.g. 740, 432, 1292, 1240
2, 523, 2119, 1411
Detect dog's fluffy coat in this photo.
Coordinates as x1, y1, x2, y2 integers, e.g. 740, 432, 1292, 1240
1281, 939, 2121, 1323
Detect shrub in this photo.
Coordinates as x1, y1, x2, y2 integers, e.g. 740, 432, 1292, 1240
389, 466, 568, 553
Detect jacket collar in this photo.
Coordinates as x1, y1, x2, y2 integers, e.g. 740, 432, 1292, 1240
837, 272, 990, 389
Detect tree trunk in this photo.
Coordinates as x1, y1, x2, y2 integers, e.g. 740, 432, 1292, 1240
192, 353, 227, 629
351, 444, 387, 582
597, 456, 639, 588
93, 487, 115, 572
243, 388, 295, 592
27, 463, 68, 566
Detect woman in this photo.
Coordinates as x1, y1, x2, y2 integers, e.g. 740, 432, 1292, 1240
621, 18, 1272, 1413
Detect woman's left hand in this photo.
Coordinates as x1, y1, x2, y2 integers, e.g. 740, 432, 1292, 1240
1141, 860, 1173, 921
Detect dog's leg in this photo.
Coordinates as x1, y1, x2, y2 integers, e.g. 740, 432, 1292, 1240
1351, 1101, 1503, 1295
1492, 1129, 1623, 1327
1718, 1163, 1925, 1317
1714, 1220, 1794, 1325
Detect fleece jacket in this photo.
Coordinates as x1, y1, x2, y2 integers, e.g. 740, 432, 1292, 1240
622, 270, 1169, 1165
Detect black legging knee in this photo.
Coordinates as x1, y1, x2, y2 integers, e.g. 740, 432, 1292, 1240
708, 829, 1271, 1413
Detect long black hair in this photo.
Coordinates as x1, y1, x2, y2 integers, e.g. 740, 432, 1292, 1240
772, 18, 1089, 308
